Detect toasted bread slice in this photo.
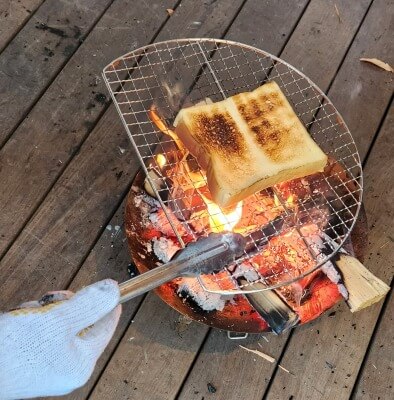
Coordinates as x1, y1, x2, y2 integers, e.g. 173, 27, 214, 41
174, 81, 328, 207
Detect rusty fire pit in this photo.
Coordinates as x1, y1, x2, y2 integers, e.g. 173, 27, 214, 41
124, 167, 368, 334
101, 39, 373, 333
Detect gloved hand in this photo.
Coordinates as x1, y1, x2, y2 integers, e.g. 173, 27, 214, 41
0, 279, 121, 400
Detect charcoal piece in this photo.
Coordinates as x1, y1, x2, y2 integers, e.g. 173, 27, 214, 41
245, 216, 284, 254
239, 279, 299, 335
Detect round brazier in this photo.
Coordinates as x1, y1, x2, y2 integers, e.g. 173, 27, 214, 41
124, 169, 368, 333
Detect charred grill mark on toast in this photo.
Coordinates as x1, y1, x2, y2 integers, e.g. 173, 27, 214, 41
192, 111, 244, 157
234, 93, 288, 163
234, 90, 302, 163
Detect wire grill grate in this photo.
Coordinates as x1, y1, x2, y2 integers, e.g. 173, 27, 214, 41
103, 38, 363, 293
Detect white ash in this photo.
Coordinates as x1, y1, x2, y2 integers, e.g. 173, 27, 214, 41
321, 261, 349, 299
134, 194, 143, 208
133, 193, 160, 229
149, 207, 188, 237
134, 192, 160, 211
145, 242, 152, 253
152, 237, 180, 263
302, 228, 349, 300
233, 262, 260, 282
177, 277, 226, 311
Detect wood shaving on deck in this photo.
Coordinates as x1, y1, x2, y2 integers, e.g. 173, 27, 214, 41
278, 364, 293, 374
360, 58, 393, 72
166, 8, 174, 16
239, 345, 275, 363
334, 4, 341, 23
239, 345, 294, 374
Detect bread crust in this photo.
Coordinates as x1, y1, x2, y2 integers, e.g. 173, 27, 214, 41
175, 81, 328, 207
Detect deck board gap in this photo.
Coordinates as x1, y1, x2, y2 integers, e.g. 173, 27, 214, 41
0, 0, 184, 263
0, 0, 119, 150
0, 0, 46, 54
362, 95, 394, 169
173, 328, 213, 400
86, 293, 149, 398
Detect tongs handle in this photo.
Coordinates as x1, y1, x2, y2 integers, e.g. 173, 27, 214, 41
118, 232, 246, 303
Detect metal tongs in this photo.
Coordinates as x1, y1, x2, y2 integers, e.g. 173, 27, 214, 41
118, 233, 246, 303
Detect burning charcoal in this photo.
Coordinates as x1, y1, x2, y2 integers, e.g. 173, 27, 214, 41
238, 279, 299, 335
296, 199, 330, 231
152, 237, 181, 263
300, 226, 349, 300
275, 177, 312, 201
245, 216, 285, 254
149, 207, 189, 238
294, 273, 342, 323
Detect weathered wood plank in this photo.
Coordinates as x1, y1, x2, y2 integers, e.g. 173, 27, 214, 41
43, 200, 145, 400
263, 0, 394, 396
0, 0, 177, 258
179, 331, 289, 400
89, 293, 208, 400
0, 1, 388, 398
0, 104, 133, 305
0, 0, 245, 398
0, 0, 44, 53
326, 0, 394, 159
280, 0, 371, 90
176, 0, 309, 397
178, 0, 373, 398
45, 3, 254, 396
353, 290, 393, 399
0, 0, 246, 301
0, 0, 116, 147
265, 101, 393, 399
225, 0, 308, 53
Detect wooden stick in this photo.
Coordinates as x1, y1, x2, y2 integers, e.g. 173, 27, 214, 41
335, 254, 390, 312
148, 106, 185, 152
239, 345, 275, 363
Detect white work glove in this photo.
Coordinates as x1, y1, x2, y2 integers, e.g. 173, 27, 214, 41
0, 279, 121, 400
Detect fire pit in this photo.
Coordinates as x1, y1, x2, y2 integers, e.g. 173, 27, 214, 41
102, 39, 387, 334
125, 162, 368, 333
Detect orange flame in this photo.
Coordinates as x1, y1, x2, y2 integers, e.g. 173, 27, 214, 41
274, 193, 295, 207
286, 194, 294, 205
201, 194, 243, 233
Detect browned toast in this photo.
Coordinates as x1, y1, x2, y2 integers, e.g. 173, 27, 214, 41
174, 81, 328, 207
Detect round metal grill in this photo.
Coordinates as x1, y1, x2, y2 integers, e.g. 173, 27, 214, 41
103, 38, 363, 294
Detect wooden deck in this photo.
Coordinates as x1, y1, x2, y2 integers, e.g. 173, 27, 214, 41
0, 0, 392, 398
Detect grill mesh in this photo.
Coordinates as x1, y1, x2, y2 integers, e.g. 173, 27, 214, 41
103, 39, 362, 293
